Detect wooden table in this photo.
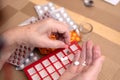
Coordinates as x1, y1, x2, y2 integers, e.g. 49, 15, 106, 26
0, 0, 120, 80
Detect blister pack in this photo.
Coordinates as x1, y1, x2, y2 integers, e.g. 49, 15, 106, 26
34, 3, 78, 31
24, 41, 81, 80
16, 52, 40, 70
7, 17, 38, 67
34, 2, 56, 17
7, 45, 34, 66
18, 17, 37, 26
50, 8, 78, 30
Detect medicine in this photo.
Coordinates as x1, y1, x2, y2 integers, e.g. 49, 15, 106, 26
74, 61, 80, 65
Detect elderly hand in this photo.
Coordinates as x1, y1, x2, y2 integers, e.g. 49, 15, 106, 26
0, 18, 70, 70
59, 40, 105, 80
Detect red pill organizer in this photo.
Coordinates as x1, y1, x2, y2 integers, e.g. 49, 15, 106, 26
24, 41, 81, 80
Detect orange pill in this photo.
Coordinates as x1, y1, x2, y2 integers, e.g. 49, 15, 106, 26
50, 35, 56, 40
70, 40, 73, 42
72, 32, 77, 37
76, 37, 81, 42
71, 36, 75, 40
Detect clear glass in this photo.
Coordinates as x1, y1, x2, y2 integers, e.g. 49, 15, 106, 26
77, 22, 93, 42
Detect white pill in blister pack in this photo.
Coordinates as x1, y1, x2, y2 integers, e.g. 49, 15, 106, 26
48, 2, 53, 6
60, 57, 68, 62
34, 2, 56, 17
18, 17, 37, 26
30, 52, 34, 57
58, 17, 63, 22
44, 6, 48, 11
25, 58, 30, 63
55, 13, 60, 18
51, 6, 55, 11
16, 52, 40, 70
66, 17, 70, 22
39, 10, 43, 14
50, 8, 77, 30
20, 64, 25, 69
48, 2, 55, 10
63, 13, 68, 17
33, 56, 38, 61
34, 3, 78, 31
7, 44, 34, 67
69, 21, 74, 25
36, 6, 41, 9
60, 8, 65, 13
72, 25, 78, 29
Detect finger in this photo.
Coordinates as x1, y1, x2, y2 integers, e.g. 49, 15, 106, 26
80, 42, 87, 63
93, 45, 101, 60
86, 40, 93, 65
55, 30, 70, 45
63, 31, 70, 45
50, 21, 70, 45
68, 51, 81, 73
78, 42, 86, 71
54, 31, 70, 45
